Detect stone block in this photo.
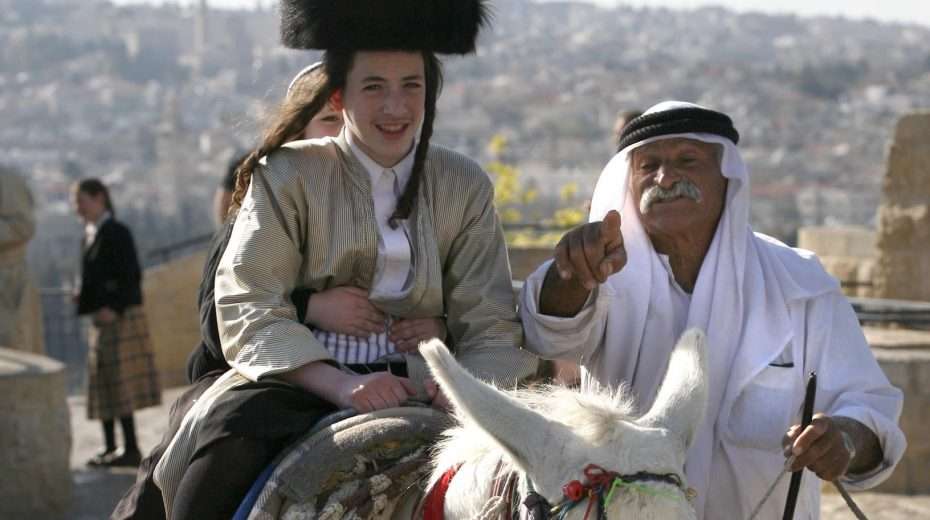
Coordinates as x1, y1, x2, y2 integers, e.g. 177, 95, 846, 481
0, 348, 71, 518
899, 395, 930, 455
866, 327, 930, 350
905, 452, 930, 494
874, 457, 910, 494
911, 356, 930, 396
798, 226, 876, 259
819, 256, 859, 281
818, 256, 873, 298
874, 111, 930, 302
871, 339, 930, 493
855, 259, 876, 298
875, 356, 913, 395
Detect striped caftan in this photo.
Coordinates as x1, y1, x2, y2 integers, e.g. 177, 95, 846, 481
154, 132, 538, 513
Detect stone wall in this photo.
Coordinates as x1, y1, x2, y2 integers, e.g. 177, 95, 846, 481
866, 327, 930, 494
798, 226, 877, 259
797, 226, 876, 298
874, 112, 930, 302
143, 251, 206, 389
0, 348, 71, 518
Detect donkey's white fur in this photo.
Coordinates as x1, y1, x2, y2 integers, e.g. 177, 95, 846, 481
419, 328, 708, 520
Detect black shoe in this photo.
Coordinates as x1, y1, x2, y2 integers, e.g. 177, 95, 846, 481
87, 449, 118, 467
104, 448, 142, 467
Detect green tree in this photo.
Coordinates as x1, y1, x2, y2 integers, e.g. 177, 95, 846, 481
485, 134, 586, 247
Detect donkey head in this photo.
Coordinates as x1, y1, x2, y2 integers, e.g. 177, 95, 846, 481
419, 328, 708, 519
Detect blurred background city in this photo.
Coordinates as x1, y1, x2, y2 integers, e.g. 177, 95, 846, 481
6, 0, 930, 290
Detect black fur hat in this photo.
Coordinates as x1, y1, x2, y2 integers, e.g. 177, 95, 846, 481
280, 0, 491, 54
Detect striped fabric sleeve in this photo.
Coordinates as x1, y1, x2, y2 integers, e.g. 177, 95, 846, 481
439, 168, 538, 387
215, 151, 334, 382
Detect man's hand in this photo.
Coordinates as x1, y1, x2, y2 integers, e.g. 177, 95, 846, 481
93, 307, 118, 326
334, 372, 417, 413
539, 210, 626, 317
425, 378, 452, 412
389, 317, 446, 352
783, 414, 883, 481
553, 209, 626, 290
306, 287, 386, 337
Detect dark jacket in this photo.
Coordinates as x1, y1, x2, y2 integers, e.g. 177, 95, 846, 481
77, 218, 143, 316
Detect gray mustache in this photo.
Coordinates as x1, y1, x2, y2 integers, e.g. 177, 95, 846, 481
639, 180, 703, 213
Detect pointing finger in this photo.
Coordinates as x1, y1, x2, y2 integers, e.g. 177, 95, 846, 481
600, 210, 623, 249
568, 229, 596, 289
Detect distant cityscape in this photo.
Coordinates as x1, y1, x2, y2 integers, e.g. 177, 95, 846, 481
3, 0, 929, 288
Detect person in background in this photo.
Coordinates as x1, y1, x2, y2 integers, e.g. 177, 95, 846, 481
612, 108, 643, 151
0, 165, 44, 355
73, 178, 161, 468
212, 152, 249, 227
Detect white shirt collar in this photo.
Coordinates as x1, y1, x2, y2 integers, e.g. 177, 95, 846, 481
345, 129, 415, 190
85, 211, 112, 240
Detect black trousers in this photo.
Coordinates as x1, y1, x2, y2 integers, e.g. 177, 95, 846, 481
111, 362, 408, 519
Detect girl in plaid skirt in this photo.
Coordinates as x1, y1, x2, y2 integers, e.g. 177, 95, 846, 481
73, 178, 161, 467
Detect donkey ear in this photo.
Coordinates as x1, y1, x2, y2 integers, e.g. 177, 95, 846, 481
637, 328, 708, 448
419, 339, 567, 471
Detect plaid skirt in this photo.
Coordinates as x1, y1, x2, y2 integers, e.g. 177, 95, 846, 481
86, 305, 162, 420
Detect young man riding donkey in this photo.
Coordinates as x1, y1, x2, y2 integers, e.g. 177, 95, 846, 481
134, 0, 538, 518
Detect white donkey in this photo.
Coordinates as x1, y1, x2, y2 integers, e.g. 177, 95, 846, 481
243, 330, 707, 519
418, 328, 708, 519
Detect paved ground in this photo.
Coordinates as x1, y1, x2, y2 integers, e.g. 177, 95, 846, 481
69, 388, 180, 520
69, 387, 929, 519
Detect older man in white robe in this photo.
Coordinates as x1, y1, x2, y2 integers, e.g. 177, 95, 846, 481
520, 101, 905, 519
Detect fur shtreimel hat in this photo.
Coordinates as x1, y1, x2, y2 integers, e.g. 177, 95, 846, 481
280, 0, 491, 54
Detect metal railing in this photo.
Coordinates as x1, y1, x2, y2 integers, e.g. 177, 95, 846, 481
146, 232, 214, 266
850, 297, 930, 329
514, 281, 930, 330
40, 288, 90, 394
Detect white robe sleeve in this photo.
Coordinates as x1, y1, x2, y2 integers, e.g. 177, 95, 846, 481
519, 259, 609, 362
812, 292, 906, 490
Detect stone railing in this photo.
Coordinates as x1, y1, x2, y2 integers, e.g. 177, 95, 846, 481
142, 251, 208, 389
0, 348, 71, 518
865, 327, 930, 494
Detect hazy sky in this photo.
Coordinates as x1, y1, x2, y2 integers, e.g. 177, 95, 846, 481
109, 0, 930, 27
